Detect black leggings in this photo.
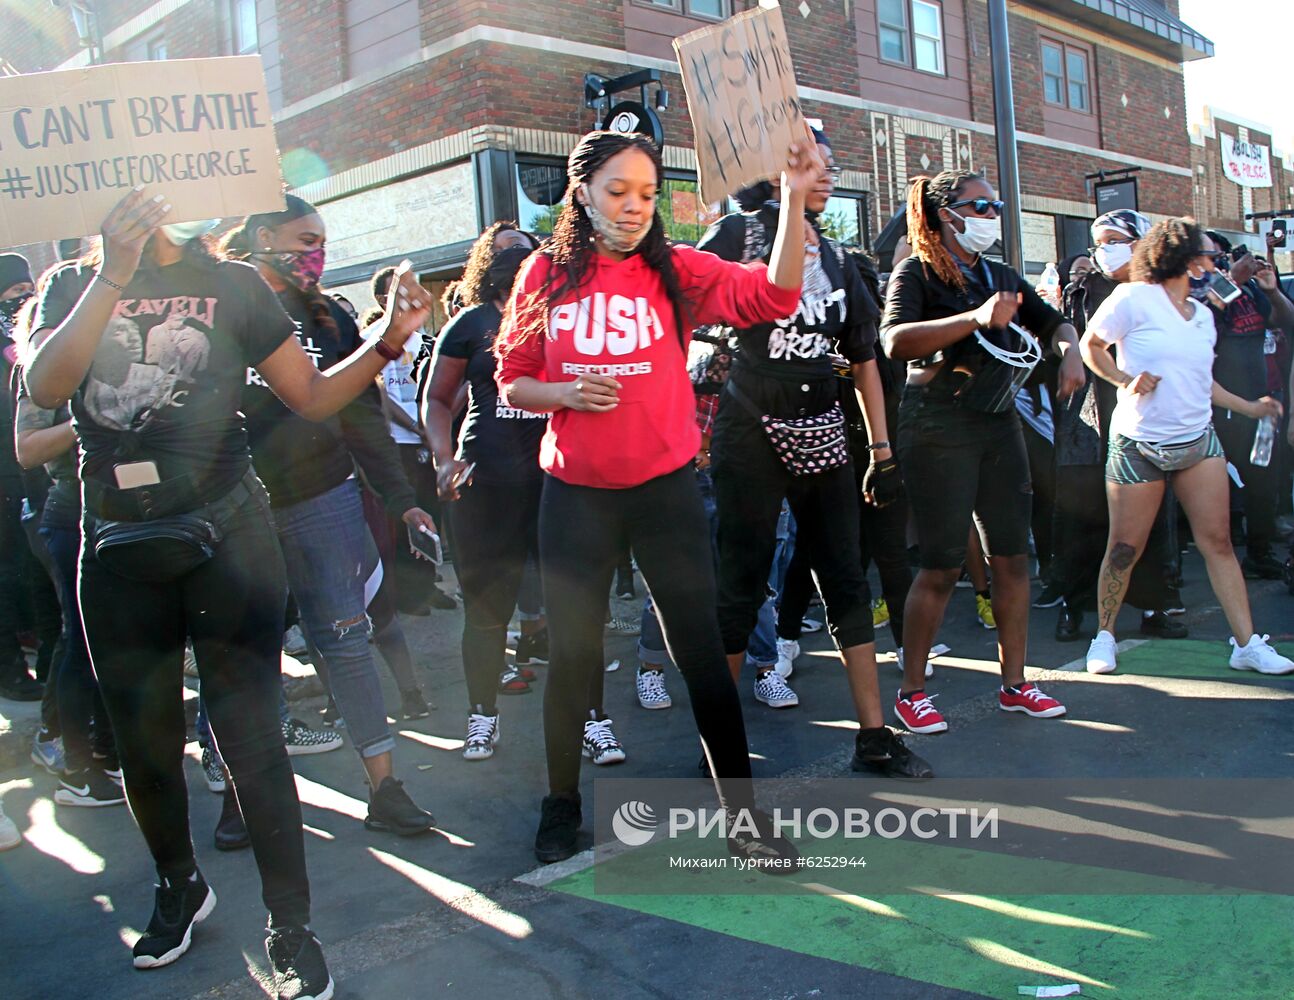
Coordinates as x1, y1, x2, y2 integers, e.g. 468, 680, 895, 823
714, 419, 874, 654
79, 482, 310, 927
451, 478, 548, 713
539, 466, 753, 810
1214, 408, 1280, 557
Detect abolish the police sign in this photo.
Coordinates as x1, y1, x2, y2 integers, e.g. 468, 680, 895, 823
0, 56, 286, 245
1220, 134, 1272, 189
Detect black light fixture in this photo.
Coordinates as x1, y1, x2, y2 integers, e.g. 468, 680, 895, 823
583, 69, 669, 147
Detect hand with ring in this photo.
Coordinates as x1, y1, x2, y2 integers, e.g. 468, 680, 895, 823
383, 259, 432, 345
563, 373, 620, 412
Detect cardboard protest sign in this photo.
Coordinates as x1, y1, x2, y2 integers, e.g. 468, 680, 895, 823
673, 5, 805, 205
0, 56, 285, 246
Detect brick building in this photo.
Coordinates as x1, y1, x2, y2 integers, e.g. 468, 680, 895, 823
4, 0, 1212, 312
1189, 106, 1294, 270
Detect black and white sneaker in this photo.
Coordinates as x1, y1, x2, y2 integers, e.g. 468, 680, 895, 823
55, 767, 126, 807
265, 925, 334, 1000
201, 745, 226, 793
1031, 583, 1064, 609
463, 709, 499, 761
581, 715, 626, 765
282, 718, 343, 756
132, 872, 217, 969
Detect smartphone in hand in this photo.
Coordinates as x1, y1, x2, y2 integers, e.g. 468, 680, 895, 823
407, 524, 443, 564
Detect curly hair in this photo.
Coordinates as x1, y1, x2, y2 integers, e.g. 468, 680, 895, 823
1131, 218, 1205, 284
496, 131, 691, 357
457, 222, 540, 308
905, 170, 984, 290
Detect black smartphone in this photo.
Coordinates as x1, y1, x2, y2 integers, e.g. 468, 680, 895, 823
407, 525, 443, 564
1270, 221, 1288, 249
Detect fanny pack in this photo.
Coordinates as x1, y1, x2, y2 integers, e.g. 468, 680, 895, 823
1134, 427, 1214, 472
726, 380, 849, 477
90, 471, 258, 583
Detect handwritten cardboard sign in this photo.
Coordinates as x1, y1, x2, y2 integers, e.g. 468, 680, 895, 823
0, 56, 285, 246
673, 5, 805, 205
1220, 134, 1272, 189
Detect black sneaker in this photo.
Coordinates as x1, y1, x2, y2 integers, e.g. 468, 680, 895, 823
1242, 553, 1285, 580
214, 786, 250, 852
851, 727, 934, 780
132, 872, 216, 969
1032, 583, 1064, 609
265, 925, 334, 1000
1284, 557, 1294, 596
1055, 605, 1083, 643
93, 749, 123, 784
320, 697, 343, 728
399, 688, 432, 720
364, 777, 434, 836
55, 767, 126, 807
534, 793, 581, 863
0, 664, 42, 702
514, 628, 549, 665
425, 587, 457, 610
1140, 611, 1188, 639
726, 807, 801, 876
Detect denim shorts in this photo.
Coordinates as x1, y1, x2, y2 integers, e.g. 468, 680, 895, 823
1106, 426, 1224, 485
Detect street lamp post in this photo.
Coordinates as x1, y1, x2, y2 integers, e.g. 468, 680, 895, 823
986, 0, 1023, 271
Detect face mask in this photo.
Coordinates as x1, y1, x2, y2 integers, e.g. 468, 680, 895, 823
581, 184, 651, 253
1188, 274, 1210, 301
947, 209, 1001, 255
161, 219, 221, 245
257, 247, 326, 292
485, 245, 532, 300
0, 292, 31, 320
1094, 243, 1133, 277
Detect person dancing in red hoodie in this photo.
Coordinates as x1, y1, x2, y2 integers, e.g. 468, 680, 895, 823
497, 129, 821, 865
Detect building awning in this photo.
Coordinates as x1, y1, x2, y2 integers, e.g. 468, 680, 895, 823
1027, 0, 1214, 62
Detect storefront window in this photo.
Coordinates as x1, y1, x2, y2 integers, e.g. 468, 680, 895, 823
517, 161, 568, 236
659, 177, 725, 243
819, 195, 863, 247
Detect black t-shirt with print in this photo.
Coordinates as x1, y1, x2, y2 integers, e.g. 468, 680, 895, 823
697, 209, 877, 424
432, 302, 545, 484
33, 258, 294, 506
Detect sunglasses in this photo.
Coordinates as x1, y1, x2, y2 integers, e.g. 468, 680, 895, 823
1201, 250, 1229, 268
947, 197, 1005, 215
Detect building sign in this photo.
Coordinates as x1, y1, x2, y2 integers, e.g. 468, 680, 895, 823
673, 5, 805, 205
1095, 176, 1139, 212
0, 56, 284, 245
316, 161, 477, 271
1221, 134, 1272, 189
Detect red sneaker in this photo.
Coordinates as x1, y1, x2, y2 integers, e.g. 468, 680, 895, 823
894, 689, 948, 734
998, 682, 1066, 718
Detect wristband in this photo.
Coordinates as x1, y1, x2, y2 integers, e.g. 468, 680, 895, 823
95, 272, 125, 292
866, 440, 891, 451
373, 337, 402, 362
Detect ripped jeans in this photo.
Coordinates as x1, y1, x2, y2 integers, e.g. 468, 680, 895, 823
273, 479, 395, 758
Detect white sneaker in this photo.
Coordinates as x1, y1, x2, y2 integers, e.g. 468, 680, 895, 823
0, 802, 19, 850
754, 670, 799, 708
636, 668, 672, 710
1086, 630, 1118, 674
582, 716, 626, 765
462, 710, 500, 761
896, 647, 934, 680
1229, 634, 1294, 675
775, 638, 800, 678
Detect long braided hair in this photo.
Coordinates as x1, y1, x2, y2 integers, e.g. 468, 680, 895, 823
220, 194, 341, 344
496, 131, 691, 357
906, 170, 983, 291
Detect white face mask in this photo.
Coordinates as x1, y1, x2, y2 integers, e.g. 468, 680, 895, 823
947, 209, 1001, 255
1094, 242, 1133, 277
580, 184, 650, 254
161, 219, 221, 245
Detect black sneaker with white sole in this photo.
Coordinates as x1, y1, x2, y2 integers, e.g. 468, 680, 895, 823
851, 727, 934, 780
55, 767, 126, 807
364, 777, 435, 836
132, 872, 216, 969
726, 808, 801, 876
534, 793, 582, 863
266, 925, 334, 1000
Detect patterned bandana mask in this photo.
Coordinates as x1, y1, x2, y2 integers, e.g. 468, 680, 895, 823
257, 247, 326, 292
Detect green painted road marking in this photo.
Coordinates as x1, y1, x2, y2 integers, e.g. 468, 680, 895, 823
1113, 639, 1294, 679
546, 836, 1294, 998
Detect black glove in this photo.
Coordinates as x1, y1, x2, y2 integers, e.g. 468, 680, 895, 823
861, 457, 903, 509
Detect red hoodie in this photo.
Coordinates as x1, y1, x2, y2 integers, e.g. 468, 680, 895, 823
496, 245, 800, 489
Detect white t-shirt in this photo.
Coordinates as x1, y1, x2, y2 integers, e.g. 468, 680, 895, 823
364, 327, 422, 445
1088, 282, 1216, 444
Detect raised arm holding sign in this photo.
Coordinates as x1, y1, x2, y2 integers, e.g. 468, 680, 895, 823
673, 4, 806, 205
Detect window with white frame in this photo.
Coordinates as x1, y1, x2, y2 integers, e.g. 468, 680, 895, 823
641, 0, 731, 20
877, 0, 945, 75
229, 0, 259, 55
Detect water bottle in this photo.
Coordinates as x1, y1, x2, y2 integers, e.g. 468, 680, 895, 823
1249, 415, 1275, 468
1039, 262, 1060, 308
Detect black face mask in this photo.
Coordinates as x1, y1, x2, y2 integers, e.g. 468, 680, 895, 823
0, 292, 32, 320
1188, 275, 1210, 301
485, 246, 533, 301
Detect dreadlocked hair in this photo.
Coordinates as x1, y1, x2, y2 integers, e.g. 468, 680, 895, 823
496, 131, 691, 359
220, 193, 340, 345
906, 170, 983, 290
458, 221, 540, 308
